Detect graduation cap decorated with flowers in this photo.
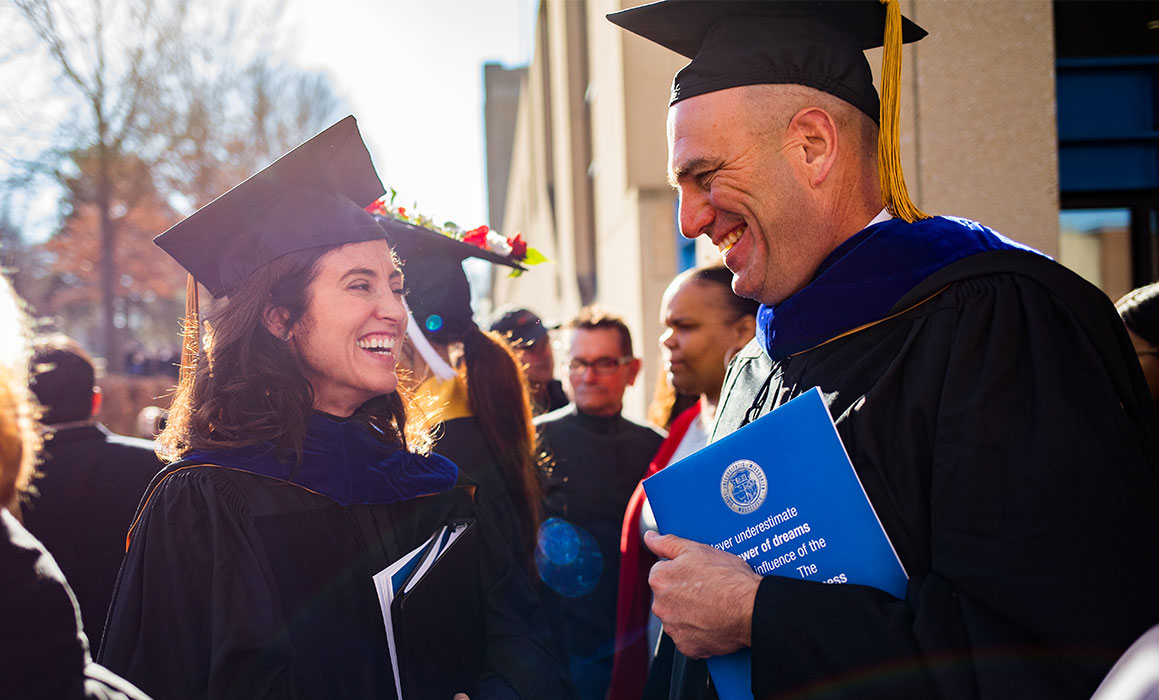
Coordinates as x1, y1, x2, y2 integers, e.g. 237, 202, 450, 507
367, 194, 547, 378
152, 115, 387, 383
608, 0, 930, 223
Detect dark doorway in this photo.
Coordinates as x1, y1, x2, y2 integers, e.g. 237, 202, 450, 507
1055, 1, 1159, 297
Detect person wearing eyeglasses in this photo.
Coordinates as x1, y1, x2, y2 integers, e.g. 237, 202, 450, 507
533, 305, 665, 700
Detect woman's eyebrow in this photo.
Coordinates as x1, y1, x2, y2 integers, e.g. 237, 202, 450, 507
339, 267, 377, 280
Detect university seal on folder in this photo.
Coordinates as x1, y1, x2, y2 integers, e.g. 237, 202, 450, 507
720, 460, 768, 514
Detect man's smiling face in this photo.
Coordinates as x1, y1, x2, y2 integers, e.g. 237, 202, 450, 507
667, 86, 831, 306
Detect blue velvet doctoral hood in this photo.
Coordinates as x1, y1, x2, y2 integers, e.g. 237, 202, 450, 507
756, 216, 1042, 360
185, 413, 458, 506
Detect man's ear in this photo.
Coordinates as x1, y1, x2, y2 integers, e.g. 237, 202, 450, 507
626, 357, 642, 386
785, 107, 839, 188
91, 386, 102, 418
262, 304, 292, 341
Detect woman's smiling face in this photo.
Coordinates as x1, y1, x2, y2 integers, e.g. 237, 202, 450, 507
279, 239, 407, 417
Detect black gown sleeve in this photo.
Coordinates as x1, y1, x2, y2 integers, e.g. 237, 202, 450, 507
749, 273, 1159, 700
98, 468, 296, 700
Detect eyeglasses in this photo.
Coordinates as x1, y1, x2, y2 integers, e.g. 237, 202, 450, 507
1137, 349, 1159, 357
568, 355, 632, 376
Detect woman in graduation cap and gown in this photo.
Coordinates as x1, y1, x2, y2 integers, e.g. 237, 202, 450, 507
97, 117, 573, 700
366, 204, 543, 581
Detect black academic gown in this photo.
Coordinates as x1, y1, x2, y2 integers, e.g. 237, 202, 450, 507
22, 423, 162, 634
657, 250, 1159, 700
1, 509, 150, 700
98, 457, 573, 699
436, 416, 534, 574
534, 406, 665, 700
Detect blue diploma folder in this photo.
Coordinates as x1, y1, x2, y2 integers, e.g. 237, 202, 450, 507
643, 387, 907, 700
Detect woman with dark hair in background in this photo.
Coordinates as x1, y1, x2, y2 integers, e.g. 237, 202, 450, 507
608, 263, 757, 700
98, 118, 570, 700
1117, 281, 1159, 406
370, 200, 544, 578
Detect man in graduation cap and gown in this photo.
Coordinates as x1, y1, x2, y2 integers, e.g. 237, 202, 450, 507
607, 2, 1159, 699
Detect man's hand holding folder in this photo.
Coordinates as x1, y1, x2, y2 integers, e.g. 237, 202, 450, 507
645, 530, 760, 659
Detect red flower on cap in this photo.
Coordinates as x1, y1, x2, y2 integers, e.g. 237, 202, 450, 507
464, 225, 489, 249
509, 232, 528, 260
366, 190, 548, 275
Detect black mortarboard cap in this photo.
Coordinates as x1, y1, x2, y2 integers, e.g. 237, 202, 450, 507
155, 115, 386, 298
607, 0, 926, 121
609, 0, 931, 223
375, 216, 525, 336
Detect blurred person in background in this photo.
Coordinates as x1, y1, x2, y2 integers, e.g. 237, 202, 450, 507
371, 202, 546, 579
608, 263, 757, 700
22, 335, 163, 632
535, 306, 665, 700
98, 118, 571, 699
134, 406, 167, 440
0, 277, 150, 699
1116, 281, 1159, 406
491, 307, 569, 416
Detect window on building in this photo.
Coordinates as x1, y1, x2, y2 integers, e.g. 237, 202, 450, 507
1055, 1, 1159, 297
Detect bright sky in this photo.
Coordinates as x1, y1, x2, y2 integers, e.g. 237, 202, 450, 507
285, 0, 538, 232
0, 0, 538, 243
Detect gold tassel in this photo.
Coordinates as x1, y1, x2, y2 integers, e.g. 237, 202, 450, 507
878, 0, 929, 223
179, 274, 200, 386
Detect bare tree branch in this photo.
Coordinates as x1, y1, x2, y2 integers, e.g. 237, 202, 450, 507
4, 0, 344, 368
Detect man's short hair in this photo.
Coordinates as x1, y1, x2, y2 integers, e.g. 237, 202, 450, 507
31, 335, 95, 425
570, 305, 634, 357
1117, 282, 1159, 348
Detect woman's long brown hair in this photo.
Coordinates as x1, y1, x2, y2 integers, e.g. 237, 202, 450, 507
429, 320, 541, 573
158, 247, 426, 464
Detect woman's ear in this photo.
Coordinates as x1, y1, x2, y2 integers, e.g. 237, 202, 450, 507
262, 304, 292, 341
732, 314, 758, 353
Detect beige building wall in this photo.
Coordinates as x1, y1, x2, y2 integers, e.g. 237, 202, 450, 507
494, 0, 1063, 421
890, 0, 1060, 255
497, 4, 569, 326
497, 0, 687, 421
585, 0, 686, 421
483, 64, 527, 235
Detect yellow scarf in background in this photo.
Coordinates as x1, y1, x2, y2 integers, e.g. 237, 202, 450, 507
416, 373, 473, 422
